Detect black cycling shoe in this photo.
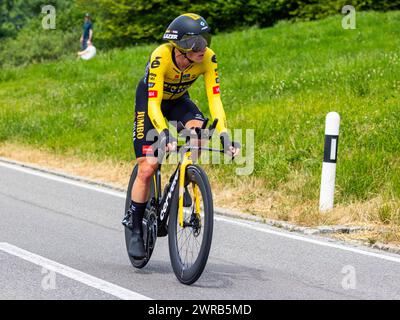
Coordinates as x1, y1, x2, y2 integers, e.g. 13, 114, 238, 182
128, 231, 146, 259
121, 210, 132, 230
183, 186, 192, 207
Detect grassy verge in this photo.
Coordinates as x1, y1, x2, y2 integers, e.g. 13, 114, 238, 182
0, 11, 399, 243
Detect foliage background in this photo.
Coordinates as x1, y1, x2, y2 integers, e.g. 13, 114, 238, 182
1, 0, 400, 67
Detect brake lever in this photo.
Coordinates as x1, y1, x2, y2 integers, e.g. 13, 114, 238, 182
206, 118, 218, 140
201, 118, 209, 130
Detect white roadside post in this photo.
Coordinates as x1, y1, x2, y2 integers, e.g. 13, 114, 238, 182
319, 112, 340, 212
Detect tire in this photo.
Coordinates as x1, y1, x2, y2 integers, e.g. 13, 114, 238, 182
168, 164, 214, 285
124, 164, 157, 269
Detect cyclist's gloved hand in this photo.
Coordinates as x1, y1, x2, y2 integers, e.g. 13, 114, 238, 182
160, 129, 177, 152
220, 132, 240, 157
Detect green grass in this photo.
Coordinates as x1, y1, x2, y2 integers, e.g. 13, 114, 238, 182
0, 11, 399, 205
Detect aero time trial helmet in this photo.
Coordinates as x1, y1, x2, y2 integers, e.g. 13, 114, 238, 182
163, 13, 211, 52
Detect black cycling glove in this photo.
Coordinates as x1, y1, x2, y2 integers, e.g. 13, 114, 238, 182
159, 129, 177, 146
220, 132, 241, 155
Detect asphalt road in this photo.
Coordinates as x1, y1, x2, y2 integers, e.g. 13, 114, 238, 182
1, 159, 400, 300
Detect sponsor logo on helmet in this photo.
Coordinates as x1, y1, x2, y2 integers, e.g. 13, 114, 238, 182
200, 21, 205, 26
148, 90, 158, 98
213, 85, 220, 94
164, 34, 178, 40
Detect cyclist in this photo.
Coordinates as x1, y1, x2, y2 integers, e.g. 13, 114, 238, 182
125, 13, 240, 259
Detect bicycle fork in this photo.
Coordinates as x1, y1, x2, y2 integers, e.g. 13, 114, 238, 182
178, 151, 201, 228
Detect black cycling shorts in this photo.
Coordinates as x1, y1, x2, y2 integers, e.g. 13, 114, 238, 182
133, 78, 205, 158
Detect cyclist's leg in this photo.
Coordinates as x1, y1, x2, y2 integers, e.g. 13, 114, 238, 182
131, 157, 158, 202
128, 157, 158, 258
129, 78, 159, 258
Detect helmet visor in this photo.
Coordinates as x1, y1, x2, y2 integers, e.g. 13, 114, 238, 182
175, 33, 211, 52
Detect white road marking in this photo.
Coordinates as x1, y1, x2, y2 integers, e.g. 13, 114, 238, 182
214, 216, 400, 264
2, 158, 400, 265
0, 160, 125, 199
0, 242, 151, 300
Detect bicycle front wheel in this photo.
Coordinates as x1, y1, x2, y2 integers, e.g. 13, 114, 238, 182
168, 164, 214, 285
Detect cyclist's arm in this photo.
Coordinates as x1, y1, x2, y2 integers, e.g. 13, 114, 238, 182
147, 49, 168, 133
204, 50, 228, 134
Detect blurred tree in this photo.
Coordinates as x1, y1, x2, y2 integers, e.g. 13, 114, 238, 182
2, 0, 399, 66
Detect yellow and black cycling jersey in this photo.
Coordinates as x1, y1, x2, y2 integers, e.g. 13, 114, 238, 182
143, 43, 227, 134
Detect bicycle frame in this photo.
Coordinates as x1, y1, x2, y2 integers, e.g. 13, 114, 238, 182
153, 118, 223, 229
178, 150, 202, 228
153, 149, 200, 229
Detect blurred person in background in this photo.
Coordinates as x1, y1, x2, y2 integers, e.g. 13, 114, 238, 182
77, 42, 96, 60
80, 13, 93, 50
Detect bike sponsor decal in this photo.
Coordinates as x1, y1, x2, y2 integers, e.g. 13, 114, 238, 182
142, 145, 153, 155
148, 90, 158, 98
160, 170, 179, 221
213, 85, 220, 94
211, 54, 217, 63
136, 111, 145, 139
